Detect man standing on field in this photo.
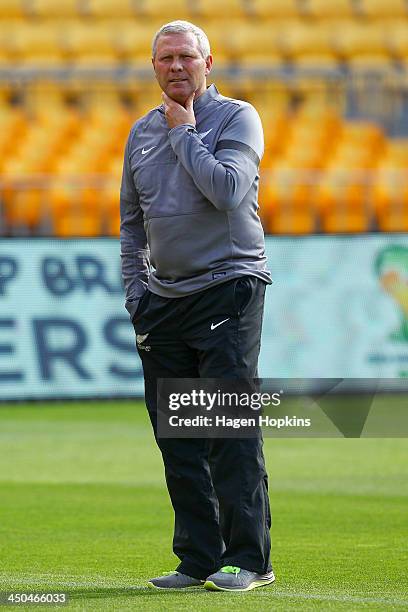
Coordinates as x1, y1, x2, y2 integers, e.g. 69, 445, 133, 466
120, 20, 275, 592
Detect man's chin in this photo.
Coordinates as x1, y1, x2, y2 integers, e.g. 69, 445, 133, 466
166, 84, 193, 104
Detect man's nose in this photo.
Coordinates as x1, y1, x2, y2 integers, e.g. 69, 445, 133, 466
170, 57, 183, 71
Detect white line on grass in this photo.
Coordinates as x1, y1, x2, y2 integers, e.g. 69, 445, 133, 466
1, 577, 407, 607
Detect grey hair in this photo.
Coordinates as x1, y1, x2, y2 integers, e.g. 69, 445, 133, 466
152, 20, 211, 59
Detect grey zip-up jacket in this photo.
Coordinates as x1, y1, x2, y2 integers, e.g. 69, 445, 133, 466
120, 84, 271, 320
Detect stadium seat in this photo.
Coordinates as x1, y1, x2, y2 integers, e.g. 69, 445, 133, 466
101, 177, 120, 236
302, 0, 356, 18
260, 165, 317, 234
233, 21, 282, 63
374, 170, 408, 231
29, 0, 81, 18
13, 23, 66, 67
54, 209, 103, 237
194, 0, 247, 18
250, 0, 300, 19
373, 138, 408, 230
138, 0, 191, 19
5, 189, 44, 232
0, 0, 26, 18
381, 139, 408, 165
316, 168, 372, 232
0, 108, 28, 167
358, 0, 407, 18
115, 21, 160, 62
278, 22, 337, 69
337, 121, 385, 157
84, 0, 137, 17
198, 21, 238, 60
385, 21, 408, 64
334, 22, 390, 69
65, 23, 117, 66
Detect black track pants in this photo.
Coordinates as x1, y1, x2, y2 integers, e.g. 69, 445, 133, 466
133, 276, 272, 580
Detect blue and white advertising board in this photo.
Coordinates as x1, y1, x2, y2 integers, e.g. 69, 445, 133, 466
0, 236, 407, 399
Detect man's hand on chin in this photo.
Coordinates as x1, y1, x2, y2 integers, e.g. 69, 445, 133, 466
162, 92, 196, 129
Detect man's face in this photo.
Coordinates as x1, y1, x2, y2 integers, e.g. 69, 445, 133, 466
152, 32, 212, 104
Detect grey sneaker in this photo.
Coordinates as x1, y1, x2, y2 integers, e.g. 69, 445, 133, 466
147, 571, 204, 589
204, 565, 275, 592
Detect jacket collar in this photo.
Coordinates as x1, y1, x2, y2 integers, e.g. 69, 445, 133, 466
193, 83, 219, 111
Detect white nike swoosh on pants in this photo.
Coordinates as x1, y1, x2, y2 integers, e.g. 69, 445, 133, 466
210, 318, 230, 330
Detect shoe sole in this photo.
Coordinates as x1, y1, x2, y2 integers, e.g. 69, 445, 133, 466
203, 576, 275, 592
147, 581, 204, 590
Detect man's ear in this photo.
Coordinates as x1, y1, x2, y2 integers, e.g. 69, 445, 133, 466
205, 54, 213, 77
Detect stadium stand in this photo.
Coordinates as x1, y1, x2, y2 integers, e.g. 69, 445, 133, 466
0, 0, 407, 236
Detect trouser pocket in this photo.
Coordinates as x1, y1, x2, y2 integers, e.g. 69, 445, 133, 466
233, 277, 253, 316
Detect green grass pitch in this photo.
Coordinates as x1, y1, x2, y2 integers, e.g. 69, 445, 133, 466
0, 398, 407, 611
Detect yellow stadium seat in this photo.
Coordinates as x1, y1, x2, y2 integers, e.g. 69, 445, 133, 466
101, 177, 120, 236
5, 189, 44, 231
316, 168, 371, 232
278, 22, 337, 68
338, 121, 385, 156
115, 21, 160, 61
232, 21, 281, 62
0, 20, 23, 63
13, 23, 65, 66
303, 0, 356, 18
194, 0, 247, 18
65, 23, 117, 66
0, 108, 27, 166
358, 0, 407, 18
381, 139, 408, 164
334, 22, 390, 69
105, 209, 120, 236
373, 168, 408, 231
24, 85, 67, 118
54, 153, 97, 176
85, 0, 137, 17
260, 166, 317, 234
0, 0, 26, 18
385, 21, 408, 63
139, 0, 191, 19
197, 21, 238, 59
30, 0, 80, 17
54, 210, 103, 237
251, 0, 300, 19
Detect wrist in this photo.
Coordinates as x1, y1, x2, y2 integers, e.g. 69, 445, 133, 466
168, 123, 196, 136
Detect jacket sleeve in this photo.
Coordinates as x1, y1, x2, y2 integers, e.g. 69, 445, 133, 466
120, 130, 151, 320
168, 103, 264, 212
